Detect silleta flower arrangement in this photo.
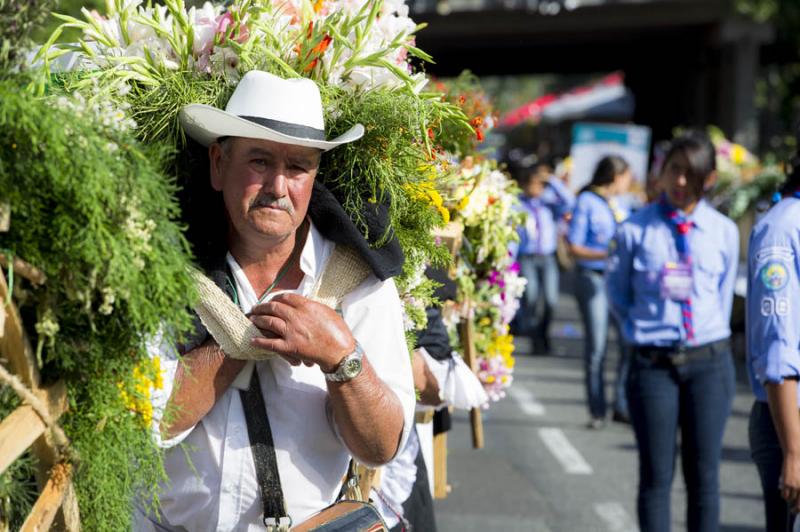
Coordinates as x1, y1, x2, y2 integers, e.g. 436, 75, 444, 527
40, 0, 469, 337
441, 158, 526, 402
699, 126, 786, 219
0, 0, 471, 527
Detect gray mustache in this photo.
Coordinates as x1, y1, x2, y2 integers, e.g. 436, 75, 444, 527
250, 195, 294, 214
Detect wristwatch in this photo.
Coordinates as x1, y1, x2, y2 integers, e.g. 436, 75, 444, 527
323, 342, 364, 382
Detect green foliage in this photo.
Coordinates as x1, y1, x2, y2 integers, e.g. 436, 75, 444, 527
0, 76, 196, 529
0, 0, 56, 68
322, 87, 459, 245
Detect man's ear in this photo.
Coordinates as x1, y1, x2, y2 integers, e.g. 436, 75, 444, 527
703, 170, 718, 192
209, 143, 225, 191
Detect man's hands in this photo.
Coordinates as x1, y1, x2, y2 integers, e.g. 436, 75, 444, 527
248, 293, 355, 373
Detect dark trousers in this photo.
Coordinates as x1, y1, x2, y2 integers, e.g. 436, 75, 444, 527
627, 344, 735, 532
749, 400, 797, 532
389, 447, 436, 532
574, 268, 630, 418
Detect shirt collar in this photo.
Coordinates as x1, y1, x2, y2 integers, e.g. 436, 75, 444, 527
299, 220, 326, 280
226, 220, 328, 391
658, 197, 711, 232
687, 199, 712, 232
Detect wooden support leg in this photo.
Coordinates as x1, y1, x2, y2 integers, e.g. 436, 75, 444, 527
433, 430, 449, 499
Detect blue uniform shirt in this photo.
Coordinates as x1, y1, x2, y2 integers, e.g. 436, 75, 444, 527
746, 197, 800, 404
607, 199, 739, 347
514, 179, 574, 257
568, 190, 617, 271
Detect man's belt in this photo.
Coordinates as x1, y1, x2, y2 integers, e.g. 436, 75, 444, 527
634, 339, 730, 366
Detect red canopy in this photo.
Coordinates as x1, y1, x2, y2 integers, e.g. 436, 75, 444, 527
499, 72, 627, 128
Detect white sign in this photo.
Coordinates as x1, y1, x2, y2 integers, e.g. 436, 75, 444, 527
569, 123, 651, 192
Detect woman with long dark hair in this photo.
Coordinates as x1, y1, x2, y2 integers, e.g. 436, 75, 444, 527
747, 138, 800, 531
607, 130, 739, 531
568, 155, 632, 428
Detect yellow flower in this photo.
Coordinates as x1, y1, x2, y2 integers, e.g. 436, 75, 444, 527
486, 375, 496, 384
731, 144, 748, 166
427, 189, 444, 208
438, 206, 451, 224
479, 317, 491, 326
457, 195, 470, 212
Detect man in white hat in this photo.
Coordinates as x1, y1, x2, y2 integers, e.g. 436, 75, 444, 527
136, 71, 415, 530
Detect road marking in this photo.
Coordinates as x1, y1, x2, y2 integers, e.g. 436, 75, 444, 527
538, 427, 593, 475
593, 502, 638, 532
509, 385, 546, 416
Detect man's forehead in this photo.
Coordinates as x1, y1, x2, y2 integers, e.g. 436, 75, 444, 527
228, 137, 322, 160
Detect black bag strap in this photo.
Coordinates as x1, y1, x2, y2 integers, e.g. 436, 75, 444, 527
239, 368, 292, 531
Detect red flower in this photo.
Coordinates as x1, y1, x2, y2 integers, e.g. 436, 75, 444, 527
677, 222, 690, 235
476, 129, 484, 142
312, 34, 332, 55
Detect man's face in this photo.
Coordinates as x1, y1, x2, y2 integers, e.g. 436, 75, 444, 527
209, 137, 321, 243
661, 151, 704, 210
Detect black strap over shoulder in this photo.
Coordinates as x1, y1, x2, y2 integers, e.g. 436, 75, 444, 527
239, 369, 291, 529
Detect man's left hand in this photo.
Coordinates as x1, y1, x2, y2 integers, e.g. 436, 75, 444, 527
248, 293, 355, 372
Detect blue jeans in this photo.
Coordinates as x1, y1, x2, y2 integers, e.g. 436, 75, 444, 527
516, 253, 559, 348
574, 268, 629, 418
627, 344, 735, 532
749, 400, 796, 532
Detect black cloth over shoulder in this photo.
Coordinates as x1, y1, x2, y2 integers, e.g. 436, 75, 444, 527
308, 180, 403, 281
415, 307, 452, 362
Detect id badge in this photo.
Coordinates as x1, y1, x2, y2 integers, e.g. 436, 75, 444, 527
660, 262, 693, 301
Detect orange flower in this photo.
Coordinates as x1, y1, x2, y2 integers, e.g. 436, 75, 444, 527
304, 58, 319, 72
312, 34, 332, 55
313, 0, 325, 13
476, 129, 484, 142
471, 116, 483, 127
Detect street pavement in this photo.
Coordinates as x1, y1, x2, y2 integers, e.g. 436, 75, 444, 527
433, 278, 766, 532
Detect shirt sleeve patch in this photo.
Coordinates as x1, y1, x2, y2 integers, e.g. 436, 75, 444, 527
754, 246, 794, 264
759, 261, 790, 291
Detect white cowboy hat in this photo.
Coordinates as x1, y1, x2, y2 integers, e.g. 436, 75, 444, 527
179, 70, 364, 151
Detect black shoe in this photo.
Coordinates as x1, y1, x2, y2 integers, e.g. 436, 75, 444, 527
531, 337, 551, 356
612, 411, 631, 424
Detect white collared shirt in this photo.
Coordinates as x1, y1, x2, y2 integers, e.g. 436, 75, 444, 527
138, 223, 415, 531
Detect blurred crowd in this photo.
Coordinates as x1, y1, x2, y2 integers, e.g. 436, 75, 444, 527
508, 129, 800, 532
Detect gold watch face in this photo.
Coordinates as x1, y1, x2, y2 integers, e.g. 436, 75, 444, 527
343, 358, 362, 378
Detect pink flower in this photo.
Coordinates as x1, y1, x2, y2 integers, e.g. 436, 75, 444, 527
215, 12, 250, 46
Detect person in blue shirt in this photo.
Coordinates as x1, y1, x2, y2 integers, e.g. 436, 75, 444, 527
746, 155, 800, 532
512, 162, 575, 354
607, 130, 739, 532
568, 155, 632, 428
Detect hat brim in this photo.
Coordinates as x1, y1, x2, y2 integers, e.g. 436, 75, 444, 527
179, 104, 364, 151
